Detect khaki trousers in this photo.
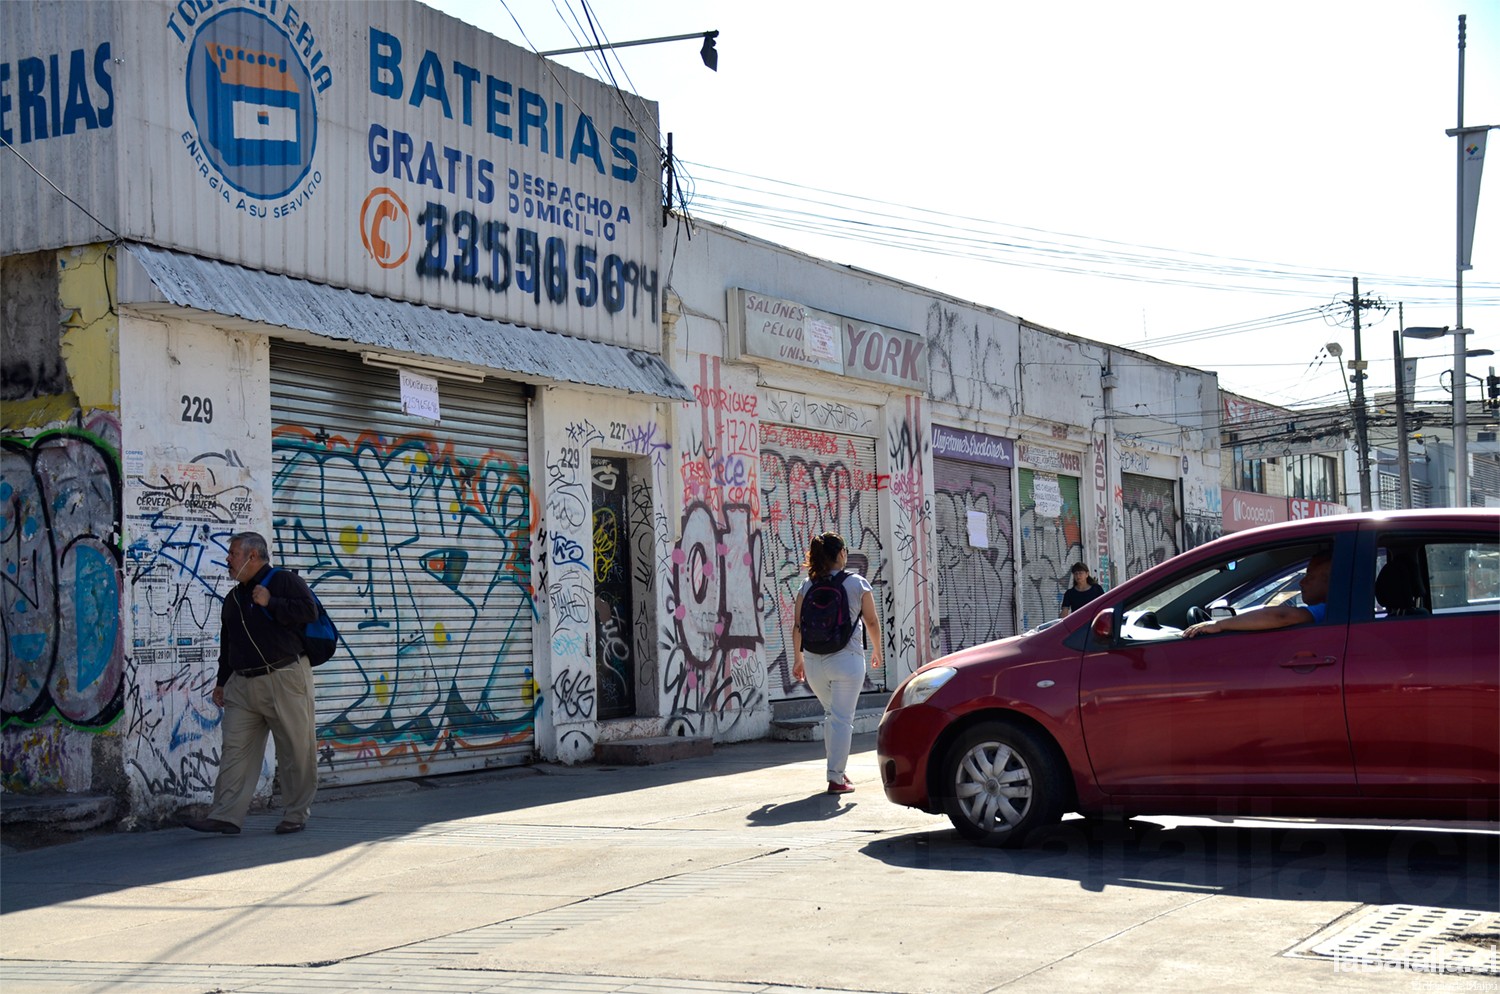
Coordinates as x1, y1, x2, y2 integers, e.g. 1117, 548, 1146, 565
208, 656, 318, 827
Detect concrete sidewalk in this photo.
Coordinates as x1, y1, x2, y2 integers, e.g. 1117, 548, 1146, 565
3, 735, 1496, 994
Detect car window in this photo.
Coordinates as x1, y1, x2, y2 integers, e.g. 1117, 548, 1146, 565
1215, 564, 1310, 612
1115, 541, 1328, 642
1430, 541, 1499, 613
1373, 536, 1499, 618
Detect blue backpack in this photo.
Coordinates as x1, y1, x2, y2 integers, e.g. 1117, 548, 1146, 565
800, 570, 856, 654
259, 567, 339, 666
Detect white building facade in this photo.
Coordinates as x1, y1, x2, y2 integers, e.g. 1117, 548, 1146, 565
3, 0, 1221, 824
658, 223, 1222, 722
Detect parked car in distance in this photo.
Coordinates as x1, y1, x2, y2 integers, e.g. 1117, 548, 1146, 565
877, 509, 1500, 846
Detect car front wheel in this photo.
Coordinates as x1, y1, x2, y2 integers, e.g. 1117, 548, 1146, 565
939, 720, 1066, 846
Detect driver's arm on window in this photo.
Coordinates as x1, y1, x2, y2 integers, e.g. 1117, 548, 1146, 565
1183, 604, 1314, 638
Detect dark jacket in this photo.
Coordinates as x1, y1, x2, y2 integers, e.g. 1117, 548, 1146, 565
217, 564, 318, 686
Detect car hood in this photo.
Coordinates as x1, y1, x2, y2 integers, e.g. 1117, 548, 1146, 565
923, 623, 1071, 672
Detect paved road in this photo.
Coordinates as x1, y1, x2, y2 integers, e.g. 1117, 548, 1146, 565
3, 735, 1496, 993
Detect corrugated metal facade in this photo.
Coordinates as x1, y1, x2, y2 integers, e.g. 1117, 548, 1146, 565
759, 422, 886, 697
933, 456, 1016, 654
1017, 469, 1083, 631
269, 342, 535, 782
3, 0, 662, 350
0, 2, 121, 252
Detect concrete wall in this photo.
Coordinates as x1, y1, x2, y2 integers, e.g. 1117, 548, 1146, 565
664, 224, 1220, 692
664, 225, 945, 694
117, 311, 272, 821
1, 246, 124, 798
530, 386, 679, 762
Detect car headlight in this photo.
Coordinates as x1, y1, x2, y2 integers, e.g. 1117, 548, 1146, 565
897, 666, 956, 708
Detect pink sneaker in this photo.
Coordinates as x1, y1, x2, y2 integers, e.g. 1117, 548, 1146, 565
827, 780, 855, 794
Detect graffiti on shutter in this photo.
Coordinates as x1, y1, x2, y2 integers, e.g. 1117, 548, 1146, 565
934, 457, 1015, 654
1121, 473, 1180, 581
269, 343, 535, 784
1018, 469, 1082, 632
759, 422, 885, 696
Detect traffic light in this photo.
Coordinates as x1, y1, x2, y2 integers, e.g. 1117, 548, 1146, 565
1487, 369, 1499, 410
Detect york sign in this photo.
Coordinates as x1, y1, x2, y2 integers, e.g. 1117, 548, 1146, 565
729, 288, 928, 391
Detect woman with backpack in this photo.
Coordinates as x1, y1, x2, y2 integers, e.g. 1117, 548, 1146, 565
792, 531, 883, 795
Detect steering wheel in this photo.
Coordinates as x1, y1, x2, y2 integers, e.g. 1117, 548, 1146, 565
1186, 606, 1211, 625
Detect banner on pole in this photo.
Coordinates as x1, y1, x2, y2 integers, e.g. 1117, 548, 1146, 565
1459, 128, 1489, 271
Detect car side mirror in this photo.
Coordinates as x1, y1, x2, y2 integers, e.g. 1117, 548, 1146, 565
1090, 609, 1114, 642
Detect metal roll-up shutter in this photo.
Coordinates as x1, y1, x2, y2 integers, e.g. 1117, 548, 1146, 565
1017, 469, 1083, 632
934, 456, 1015, 654
269, 342, 534, 784
1120, 472, 1180, 581
759, 422, 886, 697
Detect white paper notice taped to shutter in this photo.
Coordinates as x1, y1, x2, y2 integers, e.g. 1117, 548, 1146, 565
399, 369, 441, 421
1033, 473, 1063, 517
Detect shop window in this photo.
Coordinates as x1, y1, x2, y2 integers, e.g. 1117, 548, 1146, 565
1233, 446, 1266, 494
1288, 454, 1337, 502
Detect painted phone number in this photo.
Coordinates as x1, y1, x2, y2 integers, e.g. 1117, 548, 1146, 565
415, 201, 658, 323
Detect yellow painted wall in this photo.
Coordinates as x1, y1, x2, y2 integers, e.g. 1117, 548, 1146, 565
57, 244, 120, 413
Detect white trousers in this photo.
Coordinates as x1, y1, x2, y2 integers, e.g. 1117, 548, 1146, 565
802, 646, 866, 782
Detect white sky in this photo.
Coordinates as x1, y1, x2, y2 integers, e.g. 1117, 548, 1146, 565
423, 0, 1499, 414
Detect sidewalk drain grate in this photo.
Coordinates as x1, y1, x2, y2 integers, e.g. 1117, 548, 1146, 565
1286, 904, 1500, 976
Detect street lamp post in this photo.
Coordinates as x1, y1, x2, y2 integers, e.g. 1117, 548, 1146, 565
1441, 15, 1499, 508
540, 30, 720, 70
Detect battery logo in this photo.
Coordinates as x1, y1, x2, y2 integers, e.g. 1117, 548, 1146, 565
202, 41, 301, 167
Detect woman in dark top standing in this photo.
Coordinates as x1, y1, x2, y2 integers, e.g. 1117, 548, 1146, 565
1059, 561, 1104, 618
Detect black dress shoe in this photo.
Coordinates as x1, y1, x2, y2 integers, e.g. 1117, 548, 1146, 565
274, 821, 306, 835
181, 817, 241, 835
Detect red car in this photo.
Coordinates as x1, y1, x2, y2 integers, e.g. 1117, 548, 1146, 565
877, 509, 1499, 846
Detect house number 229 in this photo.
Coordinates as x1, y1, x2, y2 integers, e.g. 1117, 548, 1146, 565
181, 395, 214, 424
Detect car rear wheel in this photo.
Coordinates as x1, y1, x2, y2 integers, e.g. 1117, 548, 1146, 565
939, 720, 1066, 847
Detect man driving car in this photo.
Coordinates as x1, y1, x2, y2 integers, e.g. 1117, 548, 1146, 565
1182, 551, 1331, 638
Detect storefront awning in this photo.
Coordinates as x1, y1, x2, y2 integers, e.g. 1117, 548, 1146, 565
116, 243, 694, 402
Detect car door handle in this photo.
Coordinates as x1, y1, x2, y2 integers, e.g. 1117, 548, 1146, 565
1279, 652, 1337, 670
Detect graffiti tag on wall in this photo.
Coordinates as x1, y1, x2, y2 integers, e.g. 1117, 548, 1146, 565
665, 357, 765, 733
122, 449, 257, 800
2, 428, 124, 730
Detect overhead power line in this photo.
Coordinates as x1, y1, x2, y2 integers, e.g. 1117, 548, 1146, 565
678, 161, 1500, 310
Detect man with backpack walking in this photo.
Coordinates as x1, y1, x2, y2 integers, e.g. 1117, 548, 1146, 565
182, 531, 321, 836
792, 531, 883, 795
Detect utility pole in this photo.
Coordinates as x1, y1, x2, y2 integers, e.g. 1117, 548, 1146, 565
1394, 303, 1412, 509
1348, 277, 1375, 511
